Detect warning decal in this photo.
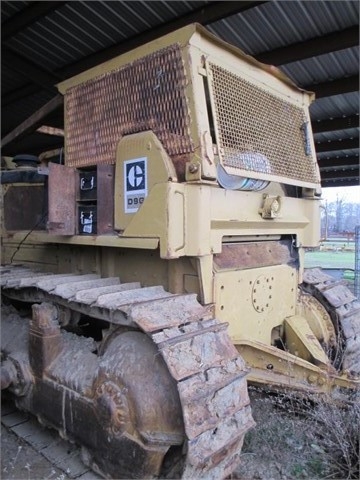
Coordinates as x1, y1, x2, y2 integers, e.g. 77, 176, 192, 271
124, 157, 147, 213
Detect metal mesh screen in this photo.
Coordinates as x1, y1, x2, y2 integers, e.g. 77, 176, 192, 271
65, 45, 193, 167
208, 62, 319, 185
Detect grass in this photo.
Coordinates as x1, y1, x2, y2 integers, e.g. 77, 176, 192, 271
234, 388, 360, 480
305, 249, 355, 270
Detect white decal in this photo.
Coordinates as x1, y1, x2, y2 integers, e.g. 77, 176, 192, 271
124, 157, 147, 213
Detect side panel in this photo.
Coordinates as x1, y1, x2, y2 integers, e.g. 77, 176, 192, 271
214, 264, 298, 345
97, 164, 115, 234
48, 163, 76, 235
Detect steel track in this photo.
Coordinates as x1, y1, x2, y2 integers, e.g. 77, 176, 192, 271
1, 264, 254, 479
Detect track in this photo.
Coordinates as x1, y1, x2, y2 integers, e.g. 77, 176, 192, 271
302, 268, 360, 378
1, 265, 254, 479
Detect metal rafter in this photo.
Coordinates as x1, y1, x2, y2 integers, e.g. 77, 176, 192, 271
321, 169, 359, 180
312, 115, 359, 133
322, 178, 359, 187
2, 48, 62, 94
318, 156, 359, 169
305, 75, 359, 98
256, 26, 359, 65
315, 138, 359, 153
2, 1, 67, 40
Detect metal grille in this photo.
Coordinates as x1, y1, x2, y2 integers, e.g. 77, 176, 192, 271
65, 45, 193, 167
208, 62, 319, 186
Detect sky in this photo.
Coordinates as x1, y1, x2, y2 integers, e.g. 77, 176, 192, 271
321, 185, 360, 203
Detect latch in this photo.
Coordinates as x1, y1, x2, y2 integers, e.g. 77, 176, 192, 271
259, 194, 282, 219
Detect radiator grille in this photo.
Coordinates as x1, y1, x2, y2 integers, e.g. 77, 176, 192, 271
208, 63, 319, 186
65, 45, 193, 167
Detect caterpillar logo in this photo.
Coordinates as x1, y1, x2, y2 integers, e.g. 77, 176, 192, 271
124, 158, 148, 213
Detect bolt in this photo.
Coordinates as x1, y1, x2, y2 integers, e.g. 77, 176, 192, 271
188, 164, 198, 174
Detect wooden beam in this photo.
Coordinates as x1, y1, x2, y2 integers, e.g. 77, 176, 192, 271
256, 26, 358, 65
1, 95, 63, 147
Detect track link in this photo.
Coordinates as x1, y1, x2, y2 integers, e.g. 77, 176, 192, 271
302, 268, 360, 378
1, 265, 254, 479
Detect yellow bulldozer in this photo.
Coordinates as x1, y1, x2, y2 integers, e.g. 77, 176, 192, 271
1, 24, 359, 479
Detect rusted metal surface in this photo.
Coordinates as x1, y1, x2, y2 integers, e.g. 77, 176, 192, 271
171, 153, 191, 182
74, 282, 141, 304
302, 268, 360, 377
1, 265, 254, 479
65, 45, 194, 169
4, 185, 46, 231
53, 277, 119, 299
127, 293, 212, 332
97, 164, 114, 234
48, 163, 76, 235
214, 239, 298, 271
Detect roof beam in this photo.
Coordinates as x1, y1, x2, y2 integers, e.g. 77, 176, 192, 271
2, 1, 264, 107
322, 178, 359, 187
320, 169, 359, 180
256, 26, 359, 65
2, 1, 67, 41
318, 156, 359, 170
2, 48, 62, 94
1, 94, 63, 147
316, 138, 359, 153
305, 75, 359, 98
312, 115, 359, 133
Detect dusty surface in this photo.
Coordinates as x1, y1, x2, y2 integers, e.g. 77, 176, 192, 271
2, 388, 359, 480
1, 424, 70, 480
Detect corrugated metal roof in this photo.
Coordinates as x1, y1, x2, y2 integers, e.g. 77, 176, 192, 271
1, 0, 358, 186
1, 0, 30, 21
310, 92, 359, 119
208, 1, 359, 55
282, 48, 359, 85
4, 1, 211, 71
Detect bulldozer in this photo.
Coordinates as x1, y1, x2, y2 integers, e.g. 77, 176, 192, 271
1, 23, 359, 479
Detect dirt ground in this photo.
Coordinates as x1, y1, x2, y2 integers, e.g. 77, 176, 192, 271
1, 424, 71, 480
1, 388, 358, 480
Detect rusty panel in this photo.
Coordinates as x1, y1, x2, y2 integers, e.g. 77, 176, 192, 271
97, 164, 114, 234
48, 163, 76, 235
4, 185, 46, 231
214, 240, 298, 271
153, 320, 239, 381
127, 294, 210, 332
65, 45, 193, 168
178, 367, 249, 438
